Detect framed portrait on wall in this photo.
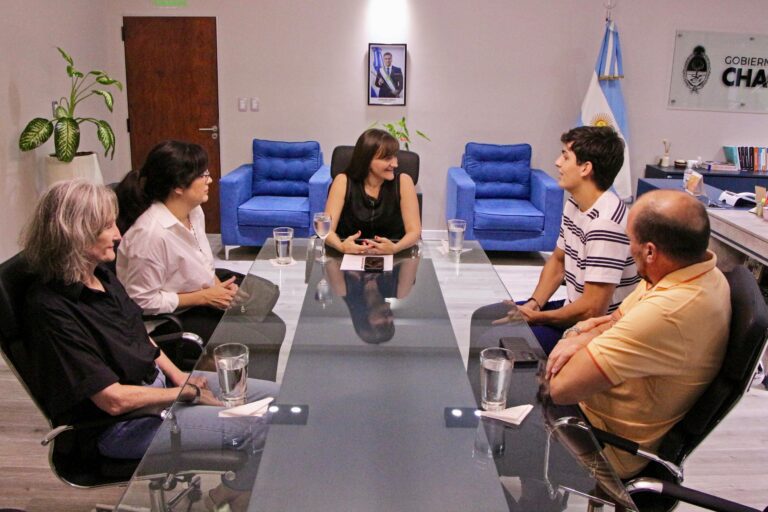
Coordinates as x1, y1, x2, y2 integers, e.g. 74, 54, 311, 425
368, 43, 407, 106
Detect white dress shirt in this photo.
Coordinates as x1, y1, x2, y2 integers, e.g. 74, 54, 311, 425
117, 202, 215, 315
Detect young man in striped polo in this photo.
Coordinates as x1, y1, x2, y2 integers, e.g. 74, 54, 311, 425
509, 126, 639, 354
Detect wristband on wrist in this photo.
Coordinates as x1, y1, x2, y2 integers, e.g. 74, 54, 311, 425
525, 297, 542, 311
184, 383, 201, 405
563, 326, 582, 338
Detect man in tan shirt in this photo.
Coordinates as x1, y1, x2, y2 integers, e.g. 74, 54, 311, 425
547, 189, 731, 478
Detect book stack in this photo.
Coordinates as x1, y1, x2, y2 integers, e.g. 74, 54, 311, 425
724, 145, 768, 172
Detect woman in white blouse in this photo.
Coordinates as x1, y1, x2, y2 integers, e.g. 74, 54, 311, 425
117, 140, 238, 342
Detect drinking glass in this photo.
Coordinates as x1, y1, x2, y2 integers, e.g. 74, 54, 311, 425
213, 343, 249, 408
447, 219, 467, 252
273, 227, 293, 265
313, 212, 332, 262
479, 347, 514, 411
314, 260, 333, 308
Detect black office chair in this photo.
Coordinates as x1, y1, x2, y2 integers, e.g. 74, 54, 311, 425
0, 252, 204, 489
330, 145, 423, 218
589, 265, 768, 512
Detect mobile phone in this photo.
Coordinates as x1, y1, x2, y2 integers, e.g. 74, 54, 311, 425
363, 256, 384, 272
499, 336, 543, 367
354, 238, 369, 245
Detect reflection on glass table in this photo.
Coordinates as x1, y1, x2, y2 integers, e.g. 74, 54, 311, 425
323, 254, 418, 344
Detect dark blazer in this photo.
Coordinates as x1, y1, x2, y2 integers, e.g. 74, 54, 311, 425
375, 66, 403, 97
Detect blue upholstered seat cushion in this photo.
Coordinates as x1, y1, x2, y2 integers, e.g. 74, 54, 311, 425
252, 139, 322, 196
473, 199, 544, 232
462, 143, 532, 200
238, 196, 309, 227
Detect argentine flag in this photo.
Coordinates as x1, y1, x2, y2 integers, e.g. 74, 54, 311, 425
580, 20, 632, 200
370, 47, 383, 98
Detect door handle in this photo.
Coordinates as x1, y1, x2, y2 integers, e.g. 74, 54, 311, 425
199, 125, 218, 139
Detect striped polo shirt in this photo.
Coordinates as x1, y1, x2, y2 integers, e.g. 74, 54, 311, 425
556, 190, 639, 312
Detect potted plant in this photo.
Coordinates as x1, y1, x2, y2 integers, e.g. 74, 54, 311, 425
18, 47, 122, 187
371, 117, 429, 151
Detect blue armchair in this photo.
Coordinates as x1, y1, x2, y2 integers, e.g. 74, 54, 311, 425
220, 139, 331, 258
446, 142, 563, 252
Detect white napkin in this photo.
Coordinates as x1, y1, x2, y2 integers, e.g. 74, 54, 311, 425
268, 258, 297, 267
218, 396, 274, 418
478, 404, 533, 426
438, 240, 472, 255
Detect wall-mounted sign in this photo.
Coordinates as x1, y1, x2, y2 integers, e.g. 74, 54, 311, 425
669, 30, 768, 113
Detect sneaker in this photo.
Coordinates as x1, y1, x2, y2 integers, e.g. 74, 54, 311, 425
752, 361, 765, 388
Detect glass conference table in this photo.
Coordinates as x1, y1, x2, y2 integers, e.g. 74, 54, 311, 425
115, 239, 636, 512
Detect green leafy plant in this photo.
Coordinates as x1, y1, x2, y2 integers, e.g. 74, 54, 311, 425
371, 117, 430, 151
18, 47, 122, 162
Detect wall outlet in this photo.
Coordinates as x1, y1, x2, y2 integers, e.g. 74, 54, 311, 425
237, 97, 248, 112
250, 97, 259, 112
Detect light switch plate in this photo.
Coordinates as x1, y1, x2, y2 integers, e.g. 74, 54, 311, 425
250, 97, 259, 112
237, 98, 247, 112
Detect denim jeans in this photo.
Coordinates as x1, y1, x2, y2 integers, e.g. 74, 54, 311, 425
97, 370, 279, 462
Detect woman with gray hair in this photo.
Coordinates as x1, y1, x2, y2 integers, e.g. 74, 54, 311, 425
22, 179, 277, 460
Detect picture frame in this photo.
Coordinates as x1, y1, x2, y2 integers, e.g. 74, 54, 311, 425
368, 43, 407, 106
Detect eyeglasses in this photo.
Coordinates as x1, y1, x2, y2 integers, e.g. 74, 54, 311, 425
199, 170, 211, 179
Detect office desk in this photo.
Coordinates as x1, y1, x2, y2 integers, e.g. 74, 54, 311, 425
637, 178, 768, 268
114, 240, 635, 511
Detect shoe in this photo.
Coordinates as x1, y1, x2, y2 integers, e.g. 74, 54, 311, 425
204, 490, 232, 512
752, 361, 765, 388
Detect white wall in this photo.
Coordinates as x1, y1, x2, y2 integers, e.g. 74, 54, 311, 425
0, 0, 110, 261
3, 0, 768, 261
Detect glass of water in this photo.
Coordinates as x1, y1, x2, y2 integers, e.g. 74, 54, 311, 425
313, 212, 332, 262
213, 343, 249, 408
447, 219, 467, 252
273, 227, 294, 265
479, 347, 514, 411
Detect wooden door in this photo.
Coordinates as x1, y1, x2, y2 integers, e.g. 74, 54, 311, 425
123, 17, 221, 232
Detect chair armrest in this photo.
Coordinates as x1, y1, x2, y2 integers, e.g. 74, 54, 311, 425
530, 168, 564, 229
143, 312, 183, 333
309, 165, 332, 224
153, 331, 204, 350
42, 407, 165, 446
591, 426, 683, 481
626, 478, 762, 512
220, 164, 253, 240
446, 167, 476, 239
154, 332, 204, 371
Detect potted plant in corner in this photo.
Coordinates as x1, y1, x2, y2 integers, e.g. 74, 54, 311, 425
18, 47, 122, 188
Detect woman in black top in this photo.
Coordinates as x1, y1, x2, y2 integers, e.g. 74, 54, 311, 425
22, 179, 277, 460
324, 129, 421, 254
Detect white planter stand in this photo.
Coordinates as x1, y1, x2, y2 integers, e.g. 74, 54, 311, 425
42, 152, 104, 191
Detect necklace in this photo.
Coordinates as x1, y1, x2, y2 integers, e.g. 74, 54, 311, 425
189, 221, 204, 254
189, 220, 214, 271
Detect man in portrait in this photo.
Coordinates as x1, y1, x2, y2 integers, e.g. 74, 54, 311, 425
375, 51, 403, 98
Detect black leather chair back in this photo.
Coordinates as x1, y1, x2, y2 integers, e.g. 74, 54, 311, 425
330, 145, 420, 184
0, 253, 45, 410
658, 265, 768, 468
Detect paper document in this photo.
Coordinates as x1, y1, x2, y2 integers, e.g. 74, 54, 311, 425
340, 254, 394, 271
